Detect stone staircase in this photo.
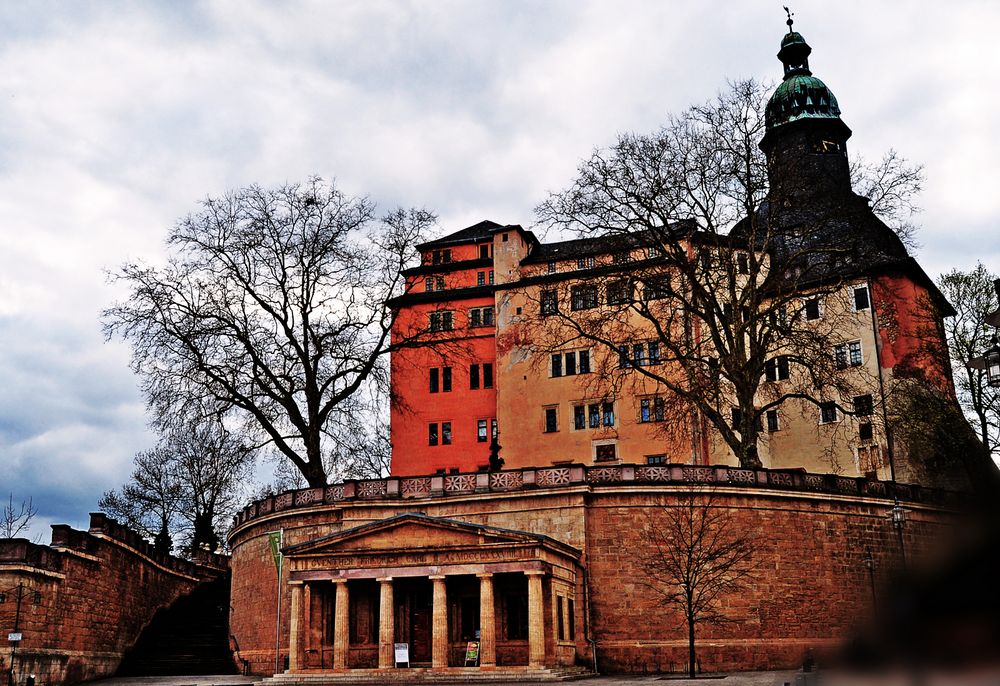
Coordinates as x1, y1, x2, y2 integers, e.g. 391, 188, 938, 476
256, 665, 594, 684
116, 576, 239, 676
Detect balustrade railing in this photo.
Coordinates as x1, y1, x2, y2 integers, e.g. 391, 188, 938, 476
232, 463, 961, 528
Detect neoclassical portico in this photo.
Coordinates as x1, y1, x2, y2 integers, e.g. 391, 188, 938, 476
281, 513, 583, 672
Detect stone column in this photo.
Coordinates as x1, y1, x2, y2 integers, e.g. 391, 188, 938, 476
378, 577, 395, 669
478, 573, 496, 668
526, 571, 545, 668
288, 581, 304, 671
430, 575, 448, 669
332, 580, 349, 670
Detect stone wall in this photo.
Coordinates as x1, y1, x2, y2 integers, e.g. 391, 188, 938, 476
0, 513, 227, 686
227, 464, 959, 675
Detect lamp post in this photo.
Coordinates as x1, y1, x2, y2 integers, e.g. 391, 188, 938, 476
969, 278, 1000, 387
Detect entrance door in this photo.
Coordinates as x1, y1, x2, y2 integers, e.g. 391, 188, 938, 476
410, 590, 432, 663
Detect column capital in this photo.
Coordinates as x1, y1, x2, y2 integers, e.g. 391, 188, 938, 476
330, 578, 348, 584
523, 570, 546, 577
476, 572, 493, 579
376, 576, 393, 583
288, 579, 305, 586
428, 574, 446, 581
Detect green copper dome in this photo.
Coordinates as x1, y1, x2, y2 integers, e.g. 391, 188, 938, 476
765, 29, 843, 130
765, 73, 842, 129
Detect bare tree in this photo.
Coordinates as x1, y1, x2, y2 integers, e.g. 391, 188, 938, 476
936, 264, 1000, 463
850, 149, 925, 253
1, 493, 38, 539
639, 492, 755, 677
104, 178, 435, 486
532, 79, 915, 468
100, 446, 184, 553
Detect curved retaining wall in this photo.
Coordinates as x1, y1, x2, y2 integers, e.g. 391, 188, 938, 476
228, 464, 959, 674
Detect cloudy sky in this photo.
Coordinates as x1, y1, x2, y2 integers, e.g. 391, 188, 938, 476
2, 1, 998, 541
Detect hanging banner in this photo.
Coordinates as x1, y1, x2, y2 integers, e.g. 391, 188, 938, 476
464, 641, 480, 666
267, 530, 283, 573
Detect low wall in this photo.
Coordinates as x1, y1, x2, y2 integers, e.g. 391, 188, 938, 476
227, 464, 960, 675
0, 513, 227, 686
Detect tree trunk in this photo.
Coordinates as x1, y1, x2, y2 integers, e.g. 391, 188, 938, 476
688, 615, 696, 678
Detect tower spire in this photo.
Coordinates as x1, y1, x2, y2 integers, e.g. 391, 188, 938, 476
784, 6, 794, 32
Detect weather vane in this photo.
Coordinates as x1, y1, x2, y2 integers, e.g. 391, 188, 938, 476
783, 6, 795, 31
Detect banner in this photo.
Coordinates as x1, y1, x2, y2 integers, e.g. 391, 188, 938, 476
268, 530, 283, 573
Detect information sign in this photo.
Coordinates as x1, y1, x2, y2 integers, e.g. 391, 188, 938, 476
464, 641, 480, 666
394, 642, 409, 667
8, 633, 22, 642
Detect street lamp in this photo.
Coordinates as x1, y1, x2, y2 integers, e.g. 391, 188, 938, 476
984, 336, 1000, 388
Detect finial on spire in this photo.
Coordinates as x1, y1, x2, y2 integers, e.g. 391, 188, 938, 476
784, 6, 794, 32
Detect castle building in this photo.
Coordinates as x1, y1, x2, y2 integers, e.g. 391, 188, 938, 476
226, 23, 973, 682
388, 27, 954, 484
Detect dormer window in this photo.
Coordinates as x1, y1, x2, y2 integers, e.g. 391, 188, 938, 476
432, 249, 452, 265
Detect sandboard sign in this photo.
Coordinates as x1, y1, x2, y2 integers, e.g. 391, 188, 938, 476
464, 640, 480, 667
394, 642, 409, 667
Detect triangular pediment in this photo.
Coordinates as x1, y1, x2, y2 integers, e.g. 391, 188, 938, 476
284, 513, 542, 557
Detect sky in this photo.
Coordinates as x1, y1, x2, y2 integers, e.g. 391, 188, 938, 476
2, 1, 999, 542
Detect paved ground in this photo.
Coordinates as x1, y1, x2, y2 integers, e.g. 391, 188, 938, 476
85, 671, 1000, 686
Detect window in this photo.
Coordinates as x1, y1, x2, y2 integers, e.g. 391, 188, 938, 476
606, 279, 633, 305
602, 402, 615, 427
432, 249, 452, 265
576, 256, 595, 269
541, 289, 559, 316
765, 355, 790, 381
429, 311, 453, 332
425, 276, 445, 292
643, 275, 671, 300
647, 244, 666, 258
544, 407, 558, 433
477, 271, 486, 286
552, 350, 590, 377
441, 367, 451, 392
853, 394, 874, 416
859, 422, 874, 441
648, 341, 660, 364
574, 405, 586, 430
595, 444, 617, 461
429, 368, 440, 393
441, 422, 452, 445
853, 286, 871, 311
425, 277, 433, 291
835, 341, 863, 369
731, 408, 762, 432
479, 244, 490, 259
633, 344, 646, 367
491, 418, 498, 439
737, 253, 749, 275
646, 454, 666, 465
477, 419, 488, 442
469, 363, 493, 389
547, 261, 557, 274
469, 306, 494, 327
618, 344, 629, 368
587, 404, 600, 429
612, 251, 630, 265
766, 409, 780, 432
571, 284, 598, 310
428, 423, 439, 446
489, 270, 494, 285
502, 233, 509, 242
820, 402, 838, 424
804, 297, 822, 321
557, 596, 565, 640
504, 593, 528, 640
640, 397, 665, 423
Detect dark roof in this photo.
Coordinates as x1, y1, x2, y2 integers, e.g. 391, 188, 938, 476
418, 220, 514, 250
386, 284, 495, 309
521, 222, 696, 265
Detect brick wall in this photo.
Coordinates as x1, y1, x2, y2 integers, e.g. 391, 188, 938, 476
228, 468, 958, 674
0, 513, 226, 686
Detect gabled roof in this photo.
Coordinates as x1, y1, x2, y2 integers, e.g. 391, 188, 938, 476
521, 222, 697, 265
418, 220, 511, 250
283, 512, 581, 559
